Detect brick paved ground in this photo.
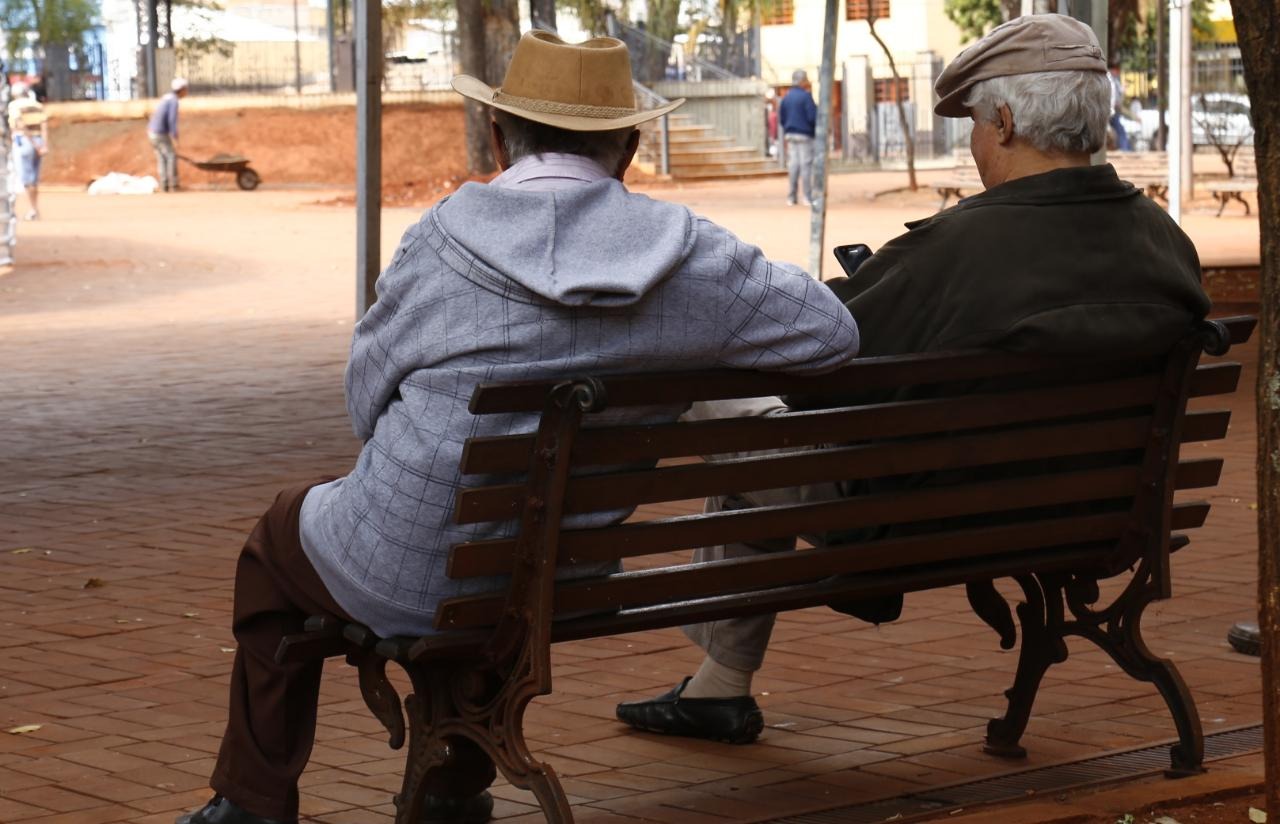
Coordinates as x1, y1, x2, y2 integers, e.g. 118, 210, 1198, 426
0, 179, 1262, 824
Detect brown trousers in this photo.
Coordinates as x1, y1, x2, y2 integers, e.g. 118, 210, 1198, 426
209, 481, 496, 822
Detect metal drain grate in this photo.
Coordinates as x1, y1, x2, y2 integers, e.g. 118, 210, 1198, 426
764, 725, 1264, 824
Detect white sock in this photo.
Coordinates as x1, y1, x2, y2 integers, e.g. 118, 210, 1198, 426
682, 655, 753, 699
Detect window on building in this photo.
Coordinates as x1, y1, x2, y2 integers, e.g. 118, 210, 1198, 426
874, 77, 910, 103
846, 0, 891, 20
762, 0, 795, 25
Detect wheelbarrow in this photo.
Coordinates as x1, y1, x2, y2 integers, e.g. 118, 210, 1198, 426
177, 153, 262, 190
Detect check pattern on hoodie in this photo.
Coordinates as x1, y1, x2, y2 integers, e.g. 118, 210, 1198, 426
299, 180, 858, 637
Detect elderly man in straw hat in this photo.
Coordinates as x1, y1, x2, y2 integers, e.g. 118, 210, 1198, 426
176, 30, 857, 824
616, 13, 1208, 746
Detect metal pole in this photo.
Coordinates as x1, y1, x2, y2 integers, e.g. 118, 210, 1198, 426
660, 114, 670, 176
1178, 0, 1192, 198
326, 0, 337, 91
293, 0, 304, 95
1166, 0, 1187, 224
808, 0, 838, 280
356, 0, 382, 317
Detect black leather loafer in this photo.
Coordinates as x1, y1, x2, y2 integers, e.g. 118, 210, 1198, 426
175, 796, 291, 824
1228, 621, 1261, 656
615, 676, 764, 744
422, 790, 495, 823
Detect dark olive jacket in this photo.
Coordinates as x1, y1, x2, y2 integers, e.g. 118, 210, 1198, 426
811, 164, 1211, 625
828, 163, 1210, 363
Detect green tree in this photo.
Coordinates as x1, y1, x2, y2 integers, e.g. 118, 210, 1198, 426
1, 0, 96, 57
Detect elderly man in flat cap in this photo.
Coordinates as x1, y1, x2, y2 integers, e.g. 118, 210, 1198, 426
175, 30, 857, 824
616, 13, 1209, 746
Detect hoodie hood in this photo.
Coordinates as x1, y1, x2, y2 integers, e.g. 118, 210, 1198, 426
434, 178, 696, 307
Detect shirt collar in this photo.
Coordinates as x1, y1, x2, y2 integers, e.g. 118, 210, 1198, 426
491, 153, 614, 192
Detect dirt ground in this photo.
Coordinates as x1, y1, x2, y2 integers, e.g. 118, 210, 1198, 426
43, 102, 660, 206
44, 103, 477, 204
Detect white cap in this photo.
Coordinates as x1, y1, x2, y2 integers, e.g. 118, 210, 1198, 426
171, 77, 189, 91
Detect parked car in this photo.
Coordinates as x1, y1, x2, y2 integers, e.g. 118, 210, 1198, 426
1191, 92, 1254, 147
1128, 93, 1254, 149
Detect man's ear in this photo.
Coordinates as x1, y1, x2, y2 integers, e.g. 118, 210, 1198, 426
490, 119, 512, 171
995, 104, 1015, 145
614, 129, 641, 182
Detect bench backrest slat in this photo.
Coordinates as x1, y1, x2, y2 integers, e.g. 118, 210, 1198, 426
439, 499, 1214, 631
460, 363, 1240, 476
448, 456, 1220, 579
457, 414, 1156, 524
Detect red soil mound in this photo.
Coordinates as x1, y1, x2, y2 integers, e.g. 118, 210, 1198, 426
45, 102, 654, 205
44, 103, 477, 203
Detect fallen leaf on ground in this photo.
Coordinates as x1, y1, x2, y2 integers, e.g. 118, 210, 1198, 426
1249, 808, 1267, 823
182, 612, 199, 618
82, 578, 106, 589
10, 548, 31, 554
1152, 816, 1182, 824
6, 724, 41, 734
220, 647, 236, 653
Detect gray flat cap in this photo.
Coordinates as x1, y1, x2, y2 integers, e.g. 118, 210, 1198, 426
934, 14, 1106, 118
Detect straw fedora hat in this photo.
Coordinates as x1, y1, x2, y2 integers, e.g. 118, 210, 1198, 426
452, 30, 683, 131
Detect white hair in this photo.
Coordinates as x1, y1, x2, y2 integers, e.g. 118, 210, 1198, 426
171, 77, 189, 91
964, 70, 1110, 154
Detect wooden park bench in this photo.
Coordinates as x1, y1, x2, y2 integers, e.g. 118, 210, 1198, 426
932, 160, 984, 209
1205, 149, 1258, 217
279, 316, 1254, 824
1111, 150, 1170, 203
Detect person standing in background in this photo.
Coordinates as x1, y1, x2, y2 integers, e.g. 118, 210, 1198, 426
8, 82, 48, 220
1108, 63, 1131, 151
778, 69, 817, 206
148, 78, 189, 192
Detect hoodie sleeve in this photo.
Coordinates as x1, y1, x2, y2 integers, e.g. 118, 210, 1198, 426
344, 232, 429, 441
713, 227, 859, 374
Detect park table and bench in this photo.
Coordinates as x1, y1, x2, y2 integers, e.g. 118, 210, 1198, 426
279, 315, 1254, 824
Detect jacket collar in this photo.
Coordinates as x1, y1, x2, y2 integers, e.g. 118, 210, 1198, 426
907, 163, 1140, 229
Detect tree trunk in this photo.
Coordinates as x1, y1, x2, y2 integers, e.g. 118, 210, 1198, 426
867, 17, 917, 191
530, 0, 557, 32
1226, 0, 1280, 818
456, 0, 519, 175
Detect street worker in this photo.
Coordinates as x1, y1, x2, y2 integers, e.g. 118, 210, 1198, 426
616, 13, 1210, 746
148, 77, 188, 192
176, 30, 859, 824
779, 68, 817, 206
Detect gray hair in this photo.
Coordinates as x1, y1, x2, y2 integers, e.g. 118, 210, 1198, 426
792, 69, 808, 84
493, 110, 635, 173
964, 69, 1110, 154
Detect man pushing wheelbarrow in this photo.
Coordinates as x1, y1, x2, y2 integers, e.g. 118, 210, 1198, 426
147, 78, 187, 192
146, 77, 262, 192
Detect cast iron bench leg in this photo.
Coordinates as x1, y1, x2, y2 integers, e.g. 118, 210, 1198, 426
984, 573, 1067, 759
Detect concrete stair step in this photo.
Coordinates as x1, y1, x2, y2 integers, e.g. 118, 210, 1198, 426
669, 159, 779, 176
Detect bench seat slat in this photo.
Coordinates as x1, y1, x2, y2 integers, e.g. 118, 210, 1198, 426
457, 415, 1156, 524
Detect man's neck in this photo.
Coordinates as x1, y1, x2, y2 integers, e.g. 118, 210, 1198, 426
995, 148, 1091, 186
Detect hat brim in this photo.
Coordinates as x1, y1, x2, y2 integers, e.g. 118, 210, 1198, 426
934, 89, 970, 118
452, 75, 684, 131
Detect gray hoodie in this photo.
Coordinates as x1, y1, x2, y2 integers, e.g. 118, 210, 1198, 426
299, 174, 858, 637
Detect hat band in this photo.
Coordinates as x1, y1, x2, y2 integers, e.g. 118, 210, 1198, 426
492, 89, 637, 119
